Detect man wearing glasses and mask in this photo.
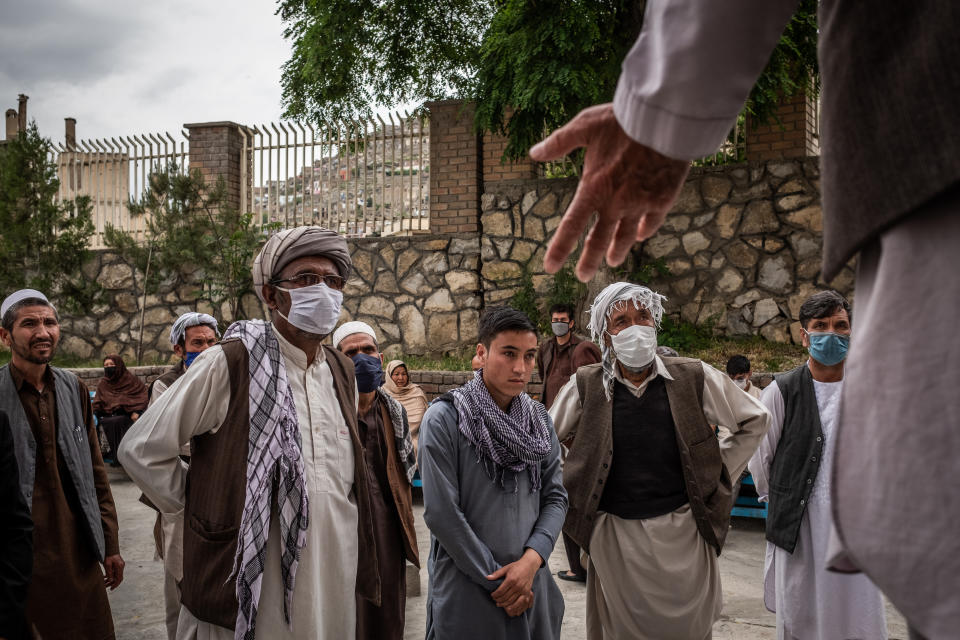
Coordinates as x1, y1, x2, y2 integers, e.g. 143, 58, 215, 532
549, 282, 770, 640
121, 226, 379, 640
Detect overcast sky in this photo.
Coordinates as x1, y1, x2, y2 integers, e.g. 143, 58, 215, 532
1, 0, 307, 145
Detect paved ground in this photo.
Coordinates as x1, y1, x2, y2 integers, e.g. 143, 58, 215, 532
104, 468, 908, 639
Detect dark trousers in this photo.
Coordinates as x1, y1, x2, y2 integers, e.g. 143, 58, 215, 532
99, 414, 133, 459
562, 532, 586, 578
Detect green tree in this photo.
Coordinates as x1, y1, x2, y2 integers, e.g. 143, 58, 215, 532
105, 165, 278, 326
278, 0, 818, 159
0, 122, 97, 313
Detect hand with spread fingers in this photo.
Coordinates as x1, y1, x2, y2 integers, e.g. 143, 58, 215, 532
529, 103, 690, 282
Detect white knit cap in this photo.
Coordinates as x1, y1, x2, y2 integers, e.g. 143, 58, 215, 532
332, 321, 377, 348
1, 289, 52, 319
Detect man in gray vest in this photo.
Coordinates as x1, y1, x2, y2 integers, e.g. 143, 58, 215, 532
550, 282, 769, 640
142, 311, 219, 640
0, 289, 124, 639
749, 290, 886, 639
121, 227, 378, 640
530, 3, 960, 637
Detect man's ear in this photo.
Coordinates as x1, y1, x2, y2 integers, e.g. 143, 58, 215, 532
262, 284, 279, 310
0, 327, 10, 348
173, 344, 184, 359
476, 342, 486, 362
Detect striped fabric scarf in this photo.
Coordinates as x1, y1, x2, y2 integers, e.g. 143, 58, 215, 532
449, 370, 552, 492
378, 389, 418, 483
221, 320, 309, 640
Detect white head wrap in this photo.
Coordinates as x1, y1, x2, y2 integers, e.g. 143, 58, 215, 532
169, 312, 220, 346
332, 321, 377, 349
1, 289, 53, 320
588, 282, 667, 398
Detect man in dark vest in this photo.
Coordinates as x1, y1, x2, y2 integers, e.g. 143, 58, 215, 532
121, 227, 379, 640
142, 311, 219, 640
536, 302, 600, 584
531, 3, 960, 637
0, 289, 124, 640
0, 411, 33, 640
332, 320, 419, 640
550, 282, 769, 640
749, 290, 886, 639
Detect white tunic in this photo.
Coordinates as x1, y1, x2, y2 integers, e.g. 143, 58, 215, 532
121, 326, 359, 640
550, 357, 771, 640
748, 375, 887, 640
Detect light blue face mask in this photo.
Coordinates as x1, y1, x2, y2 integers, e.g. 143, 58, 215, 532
806, 331, 849, 366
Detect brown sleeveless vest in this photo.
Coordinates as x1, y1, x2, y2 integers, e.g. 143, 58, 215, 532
563, 358, 733, 555
180, 339, 380, 629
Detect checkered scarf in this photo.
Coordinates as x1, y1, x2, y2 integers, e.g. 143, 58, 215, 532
449, 370, 552, 492
221, 320, 309, 639
378, 389, 418, 483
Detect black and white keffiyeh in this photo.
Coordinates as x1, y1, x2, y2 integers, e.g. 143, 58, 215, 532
221, 320, 309, 640
377, 389, 418, 483
448, 370, 552, 492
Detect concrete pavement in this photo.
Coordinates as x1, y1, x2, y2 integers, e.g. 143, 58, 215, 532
104, 468, 908, 639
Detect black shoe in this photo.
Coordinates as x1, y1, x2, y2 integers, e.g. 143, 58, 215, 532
557, 570, 586, 583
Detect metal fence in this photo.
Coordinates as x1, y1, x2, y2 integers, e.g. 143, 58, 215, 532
239, 113, 429, 237
54, 132, 188, 248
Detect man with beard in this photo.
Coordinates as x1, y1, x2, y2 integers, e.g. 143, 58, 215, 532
332, 320, 419, 640
419, 306, 568, 640
550, 282, 769, 640
0, 289, 124, 639
121, 227, 378, 639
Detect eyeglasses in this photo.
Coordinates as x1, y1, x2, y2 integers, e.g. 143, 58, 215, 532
270, 273, 345, 291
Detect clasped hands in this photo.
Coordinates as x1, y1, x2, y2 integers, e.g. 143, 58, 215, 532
486, 548, 543, 617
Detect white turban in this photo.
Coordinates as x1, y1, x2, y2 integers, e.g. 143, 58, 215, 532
170, 312, 220, 346
332, 321, 377, 349
1, 289, 53, 320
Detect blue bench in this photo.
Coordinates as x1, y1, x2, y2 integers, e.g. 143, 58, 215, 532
730, 472, 768, 519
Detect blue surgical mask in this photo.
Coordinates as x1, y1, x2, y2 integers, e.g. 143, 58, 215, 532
806, 331, 849, 366
352, 353, 383, 392
184, 351, 202, 368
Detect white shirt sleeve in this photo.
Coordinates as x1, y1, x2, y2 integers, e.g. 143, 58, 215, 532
118, 346, 231, 514
747, 380, 786, 502
548, 374, 582, 442
613, 0, 800, 159
700, 362, 771, 480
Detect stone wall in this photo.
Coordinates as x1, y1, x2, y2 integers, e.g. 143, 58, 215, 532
58, 233, 483, 363
479, 157, 854, 344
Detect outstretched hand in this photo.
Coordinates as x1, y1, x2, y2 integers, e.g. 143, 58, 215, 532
529, 103, 690, 281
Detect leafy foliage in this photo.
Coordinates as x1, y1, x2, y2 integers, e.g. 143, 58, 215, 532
509, 264, 545, 331
0, 122, 98, 313
104, 166, 278, 324
544, 263, 586, 312
279, 0, 818, 160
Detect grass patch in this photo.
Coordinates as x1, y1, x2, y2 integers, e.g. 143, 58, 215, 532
658, 318, 806, 372
396, 352, 475, 372
0, 350, 170, 369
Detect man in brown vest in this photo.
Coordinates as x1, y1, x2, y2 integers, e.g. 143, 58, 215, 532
121, 227, 378, 640
332, 320, 419, 640
550, 282, 770, 640
141, 311, 219, 640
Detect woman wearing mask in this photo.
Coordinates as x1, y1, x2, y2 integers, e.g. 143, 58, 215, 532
382, 360, 430, 454
93, 354, 148, 466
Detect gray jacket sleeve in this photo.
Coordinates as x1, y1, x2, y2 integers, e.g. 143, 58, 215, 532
613, 0, 799, 159
419, 401, 502, 592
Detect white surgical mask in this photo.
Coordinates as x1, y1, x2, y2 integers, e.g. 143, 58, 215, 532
610, 324, 657, 369
551, 321, 570, 337
275, 282, 343, 336
734, 378, 748, 390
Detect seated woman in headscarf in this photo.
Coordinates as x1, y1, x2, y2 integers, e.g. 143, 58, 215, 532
93, 354, 148, 466
382, 360, 429, 454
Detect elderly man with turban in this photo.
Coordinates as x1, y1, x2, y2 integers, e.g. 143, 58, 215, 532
121, 227, 379, 640
549, 282, 770, 640
135, 312, 219, 640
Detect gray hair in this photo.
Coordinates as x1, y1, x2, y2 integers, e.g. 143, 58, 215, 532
588, 282, 666, 343
799, 290, 851, 329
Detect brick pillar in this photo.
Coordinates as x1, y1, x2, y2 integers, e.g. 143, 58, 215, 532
745, 91, 819, 161
426, 100, 480, 234
482, 108, 537, 183
185, 121, 246, 210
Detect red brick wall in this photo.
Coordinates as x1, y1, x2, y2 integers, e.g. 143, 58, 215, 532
745, 92, 817, 162
185, 121, 246, 210
426, 101, 480, 234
